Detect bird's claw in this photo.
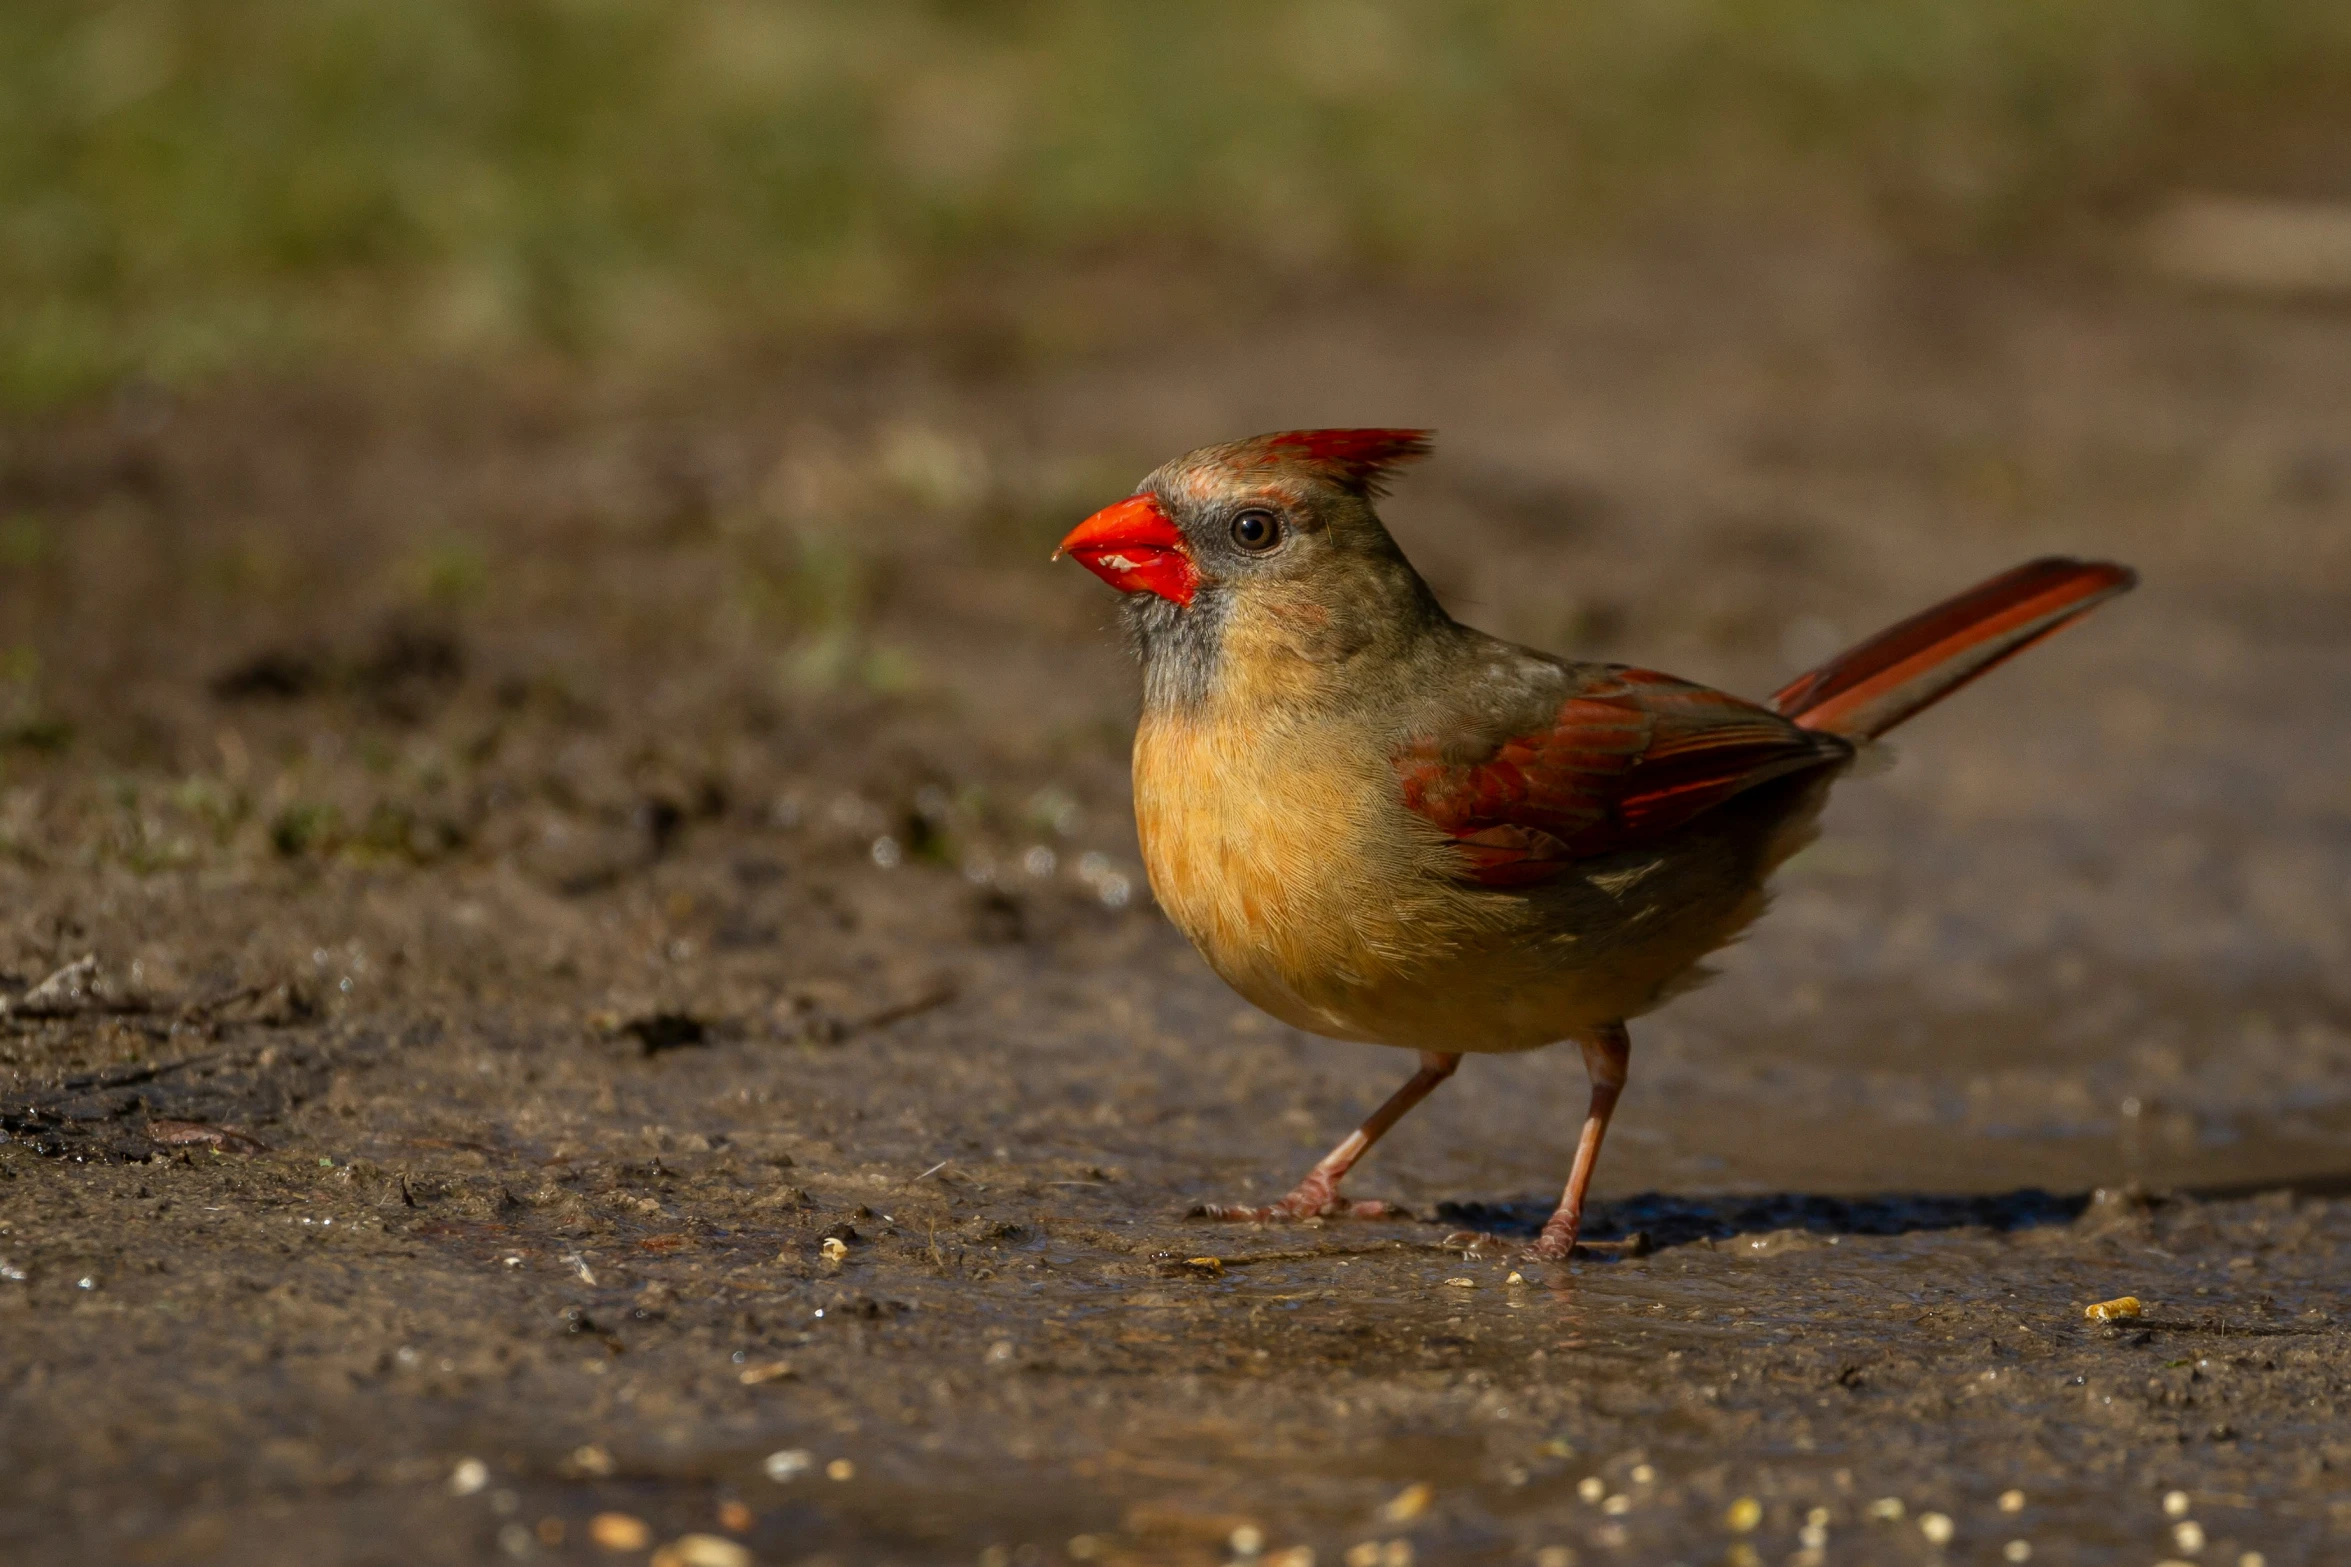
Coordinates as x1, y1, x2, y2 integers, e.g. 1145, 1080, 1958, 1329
1518, 1228, 1650, 1264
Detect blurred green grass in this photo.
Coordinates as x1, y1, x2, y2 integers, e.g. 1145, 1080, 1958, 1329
6, 0, 2348, 408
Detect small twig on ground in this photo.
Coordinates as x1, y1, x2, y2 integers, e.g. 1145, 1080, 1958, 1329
2124, 1316, 2326, 1338
53, 1046, 244, 1095
146, 1118, 271, 1154
856, 979, 958, 1033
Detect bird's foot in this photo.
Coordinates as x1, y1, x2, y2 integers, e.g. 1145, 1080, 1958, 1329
1518, 1228, 1650, 1264
1190, 1177, 1409, 1223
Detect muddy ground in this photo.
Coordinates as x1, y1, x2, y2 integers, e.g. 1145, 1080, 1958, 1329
4, 246, 2351, 1566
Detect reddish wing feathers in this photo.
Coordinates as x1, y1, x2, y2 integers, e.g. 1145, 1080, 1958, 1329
1399, 557, 2135, 886
1397, 694, 1646, 884
1259, 429, 1433, 497
1772, 556, 2136, 739
1396, 671, 1842, 886
1611, 681, 1843, 832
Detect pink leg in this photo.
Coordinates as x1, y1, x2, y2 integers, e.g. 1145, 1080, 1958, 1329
1528, 1023, 1630, 1260
1196, 1051, 1461, 1222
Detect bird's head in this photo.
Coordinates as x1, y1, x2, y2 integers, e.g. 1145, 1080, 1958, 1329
1057, 429, 1446, 707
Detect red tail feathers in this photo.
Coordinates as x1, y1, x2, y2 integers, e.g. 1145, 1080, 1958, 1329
1772, 557, 2136, 740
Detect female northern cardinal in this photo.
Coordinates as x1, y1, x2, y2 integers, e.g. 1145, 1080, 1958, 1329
1058, 429, 2133, 1260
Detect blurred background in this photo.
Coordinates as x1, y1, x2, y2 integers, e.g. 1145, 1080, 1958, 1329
1, 0, 2346, 737
7, 1, 2351, 404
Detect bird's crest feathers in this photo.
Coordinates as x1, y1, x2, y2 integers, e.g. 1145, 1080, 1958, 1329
1250, 428, 1434, 497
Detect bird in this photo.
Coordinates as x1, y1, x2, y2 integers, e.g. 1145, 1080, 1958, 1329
1056, 428, 2134, 1260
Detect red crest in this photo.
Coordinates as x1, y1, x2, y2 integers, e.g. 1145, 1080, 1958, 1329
1256, 429, 1434, 497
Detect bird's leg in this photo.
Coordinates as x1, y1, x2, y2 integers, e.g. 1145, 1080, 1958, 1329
1527, 1023, 1631, 1261
1195, 1050, 1460, 1222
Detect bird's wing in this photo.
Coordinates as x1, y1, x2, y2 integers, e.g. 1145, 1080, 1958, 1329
1393, 665, 1849, 886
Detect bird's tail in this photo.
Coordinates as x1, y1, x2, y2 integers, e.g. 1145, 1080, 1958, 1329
1771, 556, 2137, 740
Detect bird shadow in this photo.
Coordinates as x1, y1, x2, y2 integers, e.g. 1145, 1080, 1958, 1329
1432, 1169, 2351, 1253
1432, 1188, 2088, 1251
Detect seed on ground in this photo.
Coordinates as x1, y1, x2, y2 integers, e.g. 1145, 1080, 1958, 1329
449, 1458, 489, 1496
2002, 1541, 2031, 1563
1601, 1494, 1632, 1516
2173, 1521, 2206, 1553
1998, 1490, 2026, 1513
669, 1535, 751, 1567
2162, 1490, 2191, 1517
1381, 1484, 1433, 1523
590, 1514, 651, 1552
2084, 1295, 2142, 1321
1866, 1498, 1905, 1522
762, 1449, 812, 1481
1230, 1525, 1265, 1556
1577, 1477, 1606, 1504
1918, 1512, 1955, 1545
1724, 1497, 1762, 1532
826, 1458, 855, 1481
716, 1501, 752, 1533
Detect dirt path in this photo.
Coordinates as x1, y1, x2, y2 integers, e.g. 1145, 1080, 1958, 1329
4, 248, 2350, 1564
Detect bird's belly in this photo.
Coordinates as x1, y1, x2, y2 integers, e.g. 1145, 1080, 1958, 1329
1133, 713, 1419, 1042
1131, 710, 1636, 1051
1134, 712, 1835, 1052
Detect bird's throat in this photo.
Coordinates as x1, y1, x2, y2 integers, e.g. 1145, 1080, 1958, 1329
1126, 590, 1226, 714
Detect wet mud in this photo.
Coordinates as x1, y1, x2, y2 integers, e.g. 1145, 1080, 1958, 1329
5, 250, 2351, 1564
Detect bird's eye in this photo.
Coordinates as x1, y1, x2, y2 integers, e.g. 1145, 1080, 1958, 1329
1229, 510, 1281, 552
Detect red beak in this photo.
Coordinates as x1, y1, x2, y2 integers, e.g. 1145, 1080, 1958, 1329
1055, 494, 1197, 607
